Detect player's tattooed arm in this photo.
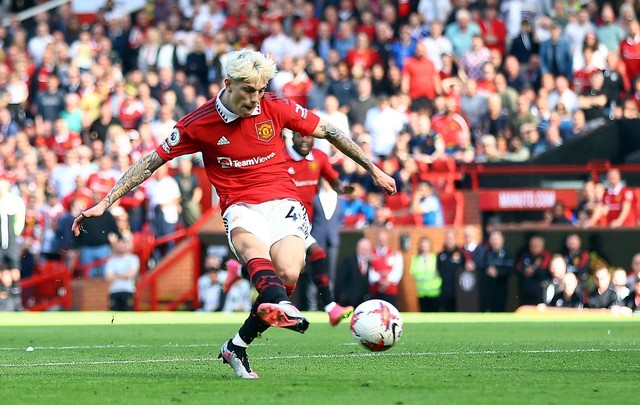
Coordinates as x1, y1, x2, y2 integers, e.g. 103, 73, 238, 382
103, 151, 166, 208
319, 122, 375, 172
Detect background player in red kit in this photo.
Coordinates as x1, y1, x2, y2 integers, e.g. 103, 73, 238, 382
72, 49, 396, 379
589, 168, 636, 227
224, 130, 354, 325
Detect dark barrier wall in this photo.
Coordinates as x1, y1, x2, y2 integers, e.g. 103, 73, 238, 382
202, 226, 638, 312
471, 119, 640, 189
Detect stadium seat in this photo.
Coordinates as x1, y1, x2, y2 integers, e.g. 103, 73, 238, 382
343, 213, 367, 228
384, 192, 411, 211
421, 157, 461, 193
440, 191, 464, 226
390, 213, 423, 226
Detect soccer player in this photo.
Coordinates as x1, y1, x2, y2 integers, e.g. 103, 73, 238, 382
72, 49, 396, 379
224, 131, 354, 325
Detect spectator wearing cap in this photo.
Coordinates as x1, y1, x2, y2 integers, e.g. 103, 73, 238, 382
509, 19, 538, 65
539, 22, 573, 80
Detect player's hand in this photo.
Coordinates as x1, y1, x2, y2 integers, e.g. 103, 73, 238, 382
372, 169, 397, 195
71, 201, 108, 236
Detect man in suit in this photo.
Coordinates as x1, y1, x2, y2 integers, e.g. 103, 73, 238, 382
335, 238, 372, 308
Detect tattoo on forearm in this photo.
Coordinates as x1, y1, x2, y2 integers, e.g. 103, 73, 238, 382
320, 123, 374, 171
103, 152, 165, 208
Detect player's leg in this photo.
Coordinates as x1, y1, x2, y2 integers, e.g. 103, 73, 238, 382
307, 242, 354, 326
7, 247, 23, 311
258, 233, 309, 330
218, 202, 307, 379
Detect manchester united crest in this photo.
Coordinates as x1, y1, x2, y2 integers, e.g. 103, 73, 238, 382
309, 161, 318, 171
255, 120, 275, 142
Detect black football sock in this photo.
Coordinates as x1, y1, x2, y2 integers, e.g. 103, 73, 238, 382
246, 258, 288, 304
309, 248, 334, 308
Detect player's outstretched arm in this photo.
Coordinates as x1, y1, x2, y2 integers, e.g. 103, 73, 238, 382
313, 119, 396, 195
72, 151, 166, 236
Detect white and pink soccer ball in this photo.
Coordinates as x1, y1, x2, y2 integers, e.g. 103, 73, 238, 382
350, 299, 403, 352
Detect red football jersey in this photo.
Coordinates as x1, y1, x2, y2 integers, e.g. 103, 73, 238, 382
155, 91, 320, 214
285, 146, 339, 221
603, 186, 636, 226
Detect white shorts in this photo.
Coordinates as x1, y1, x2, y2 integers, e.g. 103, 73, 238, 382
223, 199, 310, 259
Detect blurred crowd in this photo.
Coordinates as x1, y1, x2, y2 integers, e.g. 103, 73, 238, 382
2, 0, 640, 309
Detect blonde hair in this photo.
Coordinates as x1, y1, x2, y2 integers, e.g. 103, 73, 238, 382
225, 49, 277, 84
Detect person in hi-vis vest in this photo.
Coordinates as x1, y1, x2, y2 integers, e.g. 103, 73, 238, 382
410, 237, 442, 312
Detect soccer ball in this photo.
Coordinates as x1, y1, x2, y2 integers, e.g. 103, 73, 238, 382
350, 299, 403, 352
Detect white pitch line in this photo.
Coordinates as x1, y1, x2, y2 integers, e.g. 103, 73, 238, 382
2, 347, 640, 368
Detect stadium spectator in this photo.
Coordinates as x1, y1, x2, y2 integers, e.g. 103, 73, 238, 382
410, 236, 441, 312
589, 168, 636, 228
516, 235, 552, 306
548, 272, 584, 309
335, 237, 372, 309
620, 19, 640, 85
411, 180, 444, 227
587, 267, 618, 309
311, 178, 344, 291
622, 274, 640, 314
105, 237, 139, 311
173, 157, 202, 228
612, 268, 631, 304
577, 70, 609, 127
445, 8, 481, 58
222, 263, 253, 313
146, 164, 181, 261
539, 22, 573, 80
0, 176, 26, 311
597, 3, 625, 54
437, 229, 467, 312
197, 254, 224, 312
401, 41, 441, 113
364, 95, 406, 159
481, 230, 515, 312
348, 77, 378, 126
369, 228, 403, 307
509, 19, 537, 65
476, 94, 511, 141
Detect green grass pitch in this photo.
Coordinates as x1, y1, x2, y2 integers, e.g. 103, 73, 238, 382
1, 312, 639, 405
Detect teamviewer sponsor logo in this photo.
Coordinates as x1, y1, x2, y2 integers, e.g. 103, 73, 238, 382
217, 152, 276, 168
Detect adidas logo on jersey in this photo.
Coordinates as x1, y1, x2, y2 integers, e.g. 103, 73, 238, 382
217, 136, 230, 146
